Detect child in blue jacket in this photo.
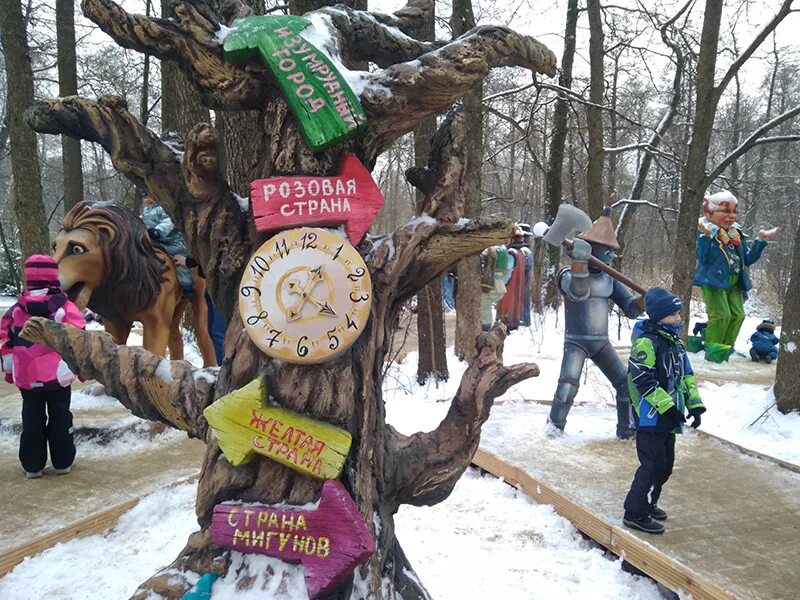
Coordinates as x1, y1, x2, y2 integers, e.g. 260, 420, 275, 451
749, 319, 779, 363
623, 288, 705, 534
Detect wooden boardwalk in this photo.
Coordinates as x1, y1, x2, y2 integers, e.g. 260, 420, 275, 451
475, 423, 800, 600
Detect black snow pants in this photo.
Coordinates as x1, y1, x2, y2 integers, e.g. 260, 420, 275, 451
623, 430, 676, 518
19, 386, 75, 473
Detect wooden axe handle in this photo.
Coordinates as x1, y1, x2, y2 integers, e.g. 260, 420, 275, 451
562, 239, 647, 295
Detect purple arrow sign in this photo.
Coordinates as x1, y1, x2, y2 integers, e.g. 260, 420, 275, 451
209, 480, 374, 598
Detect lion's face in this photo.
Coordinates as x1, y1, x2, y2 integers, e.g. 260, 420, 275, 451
53, 227, 105, 309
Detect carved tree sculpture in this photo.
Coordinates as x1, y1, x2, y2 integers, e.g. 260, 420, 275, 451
22, 0, 554, 597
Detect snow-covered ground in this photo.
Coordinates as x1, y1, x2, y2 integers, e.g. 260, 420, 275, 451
0, 305, 797, 599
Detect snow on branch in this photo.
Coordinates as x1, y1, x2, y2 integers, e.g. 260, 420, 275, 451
362, 25, 555, 152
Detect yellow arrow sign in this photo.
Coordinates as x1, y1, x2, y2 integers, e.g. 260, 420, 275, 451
203, 377, 352, 479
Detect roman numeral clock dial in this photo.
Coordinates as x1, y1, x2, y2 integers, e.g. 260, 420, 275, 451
239, 227, 372, 363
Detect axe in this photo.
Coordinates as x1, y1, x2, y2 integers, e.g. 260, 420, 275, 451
533, 204, 646, 295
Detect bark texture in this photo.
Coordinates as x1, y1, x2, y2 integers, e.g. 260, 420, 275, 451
775, 210, 800, 413
451, 0, 483, 361
0, 0, 50, 258
585, 0, 604, 220
24, 0, 552, 596
57, 0, 85, 211
542, 0, 578, 310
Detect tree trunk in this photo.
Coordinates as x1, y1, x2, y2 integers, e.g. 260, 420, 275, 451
543, 0, 578, 309
24, 1, 554, 596
161, 0, 212, 138
775, 213, 800, 413
0, 0, 50, 259
413, 0, 447, 383
452, 0, 483, 361
673, 0, 723, 332
140, 0, 153, 127
56, 0, 84, 212
585, 0, 604, 220
673, 0, 794, 331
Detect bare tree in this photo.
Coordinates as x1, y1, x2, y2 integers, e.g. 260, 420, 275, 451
585, 0, 604, 219
57, 0, 85, 211
414, 0, 447, 384
452, 0, 483, 360
775, 211, 800, 414
672, 0, 795, 327
541, 0, 578, 310
0, 0, 50, 258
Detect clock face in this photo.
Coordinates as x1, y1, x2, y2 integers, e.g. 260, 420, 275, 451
239, 227, 372, 364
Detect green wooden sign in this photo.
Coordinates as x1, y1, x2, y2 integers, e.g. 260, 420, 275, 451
223, 15, 367, 152
203, 377, 352, 479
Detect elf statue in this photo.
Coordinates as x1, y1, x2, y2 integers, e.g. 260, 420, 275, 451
694, 190, 778, 362
548, 210, 643, 439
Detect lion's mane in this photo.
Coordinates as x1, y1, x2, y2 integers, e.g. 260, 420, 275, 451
61, 201, 169, 323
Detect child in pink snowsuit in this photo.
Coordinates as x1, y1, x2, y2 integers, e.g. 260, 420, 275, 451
1, 255, 85, 478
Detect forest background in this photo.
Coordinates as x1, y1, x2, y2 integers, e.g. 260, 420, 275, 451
1, 0, 800, 409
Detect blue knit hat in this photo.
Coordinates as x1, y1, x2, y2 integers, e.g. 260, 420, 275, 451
645, 287, 683, 322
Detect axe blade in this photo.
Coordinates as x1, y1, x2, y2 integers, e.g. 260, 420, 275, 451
542, 204, 594, 247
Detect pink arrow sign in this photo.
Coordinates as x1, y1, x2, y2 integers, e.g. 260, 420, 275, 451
209, 480, 374, 598
251, 153, 384, 245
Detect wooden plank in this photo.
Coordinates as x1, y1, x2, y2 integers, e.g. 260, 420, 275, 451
471, 448, 735, 600
203, 377, 352, 478
0, 473, 198, 577
251, 153, 384, 245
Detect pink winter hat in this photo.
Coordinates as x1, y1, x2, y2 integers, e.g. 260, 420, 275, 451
24, 254, 60, 290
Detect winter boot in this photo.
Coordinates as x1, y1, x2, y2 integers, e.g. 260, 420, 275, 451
705, 342, 731, 363
54, 466, 72, 475
623, 515, 665, 534
24, 470, 43, 479
750, 349, 759, 362
650, 505, 668, 521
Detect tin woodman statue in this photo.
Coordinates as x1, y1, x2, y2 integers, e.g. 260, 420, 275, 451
548, 209, 643, 439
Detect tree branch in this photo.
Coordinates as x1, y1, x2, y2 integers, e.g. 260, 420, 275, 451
385, 325, 538, 508
706, 105, 800, 186
82, 0, 265, 110
713, 0, 793, 104
361, 26, 556, 152
24, 95, 251, 320
19, 318, 215, 439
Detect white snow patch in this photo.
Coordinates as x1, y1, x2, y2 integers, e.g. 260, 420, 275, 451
210, 554, 308, 599
234, 193, 250, 212
193, 368, 219, 385
0, 482, 199, 600
301, 13, 388, 97
162, 138, 185, 163
155, 359, 173, 383
215, 24, 233, 45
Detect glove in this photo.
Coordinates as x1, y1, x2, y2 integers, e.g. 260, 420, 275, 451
147, 227, 160, 240
664, 405, 686, 427
567, 238, 592, 261
688, 408, 703, 429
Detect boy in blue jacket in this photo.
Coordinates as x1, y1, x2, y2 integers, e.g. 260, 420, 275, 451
749, 319, 779, 363
623, 288, 706, 534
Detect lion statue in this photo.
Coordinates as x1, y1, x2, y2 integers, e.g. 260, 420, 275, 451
53, 200, 217, 367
